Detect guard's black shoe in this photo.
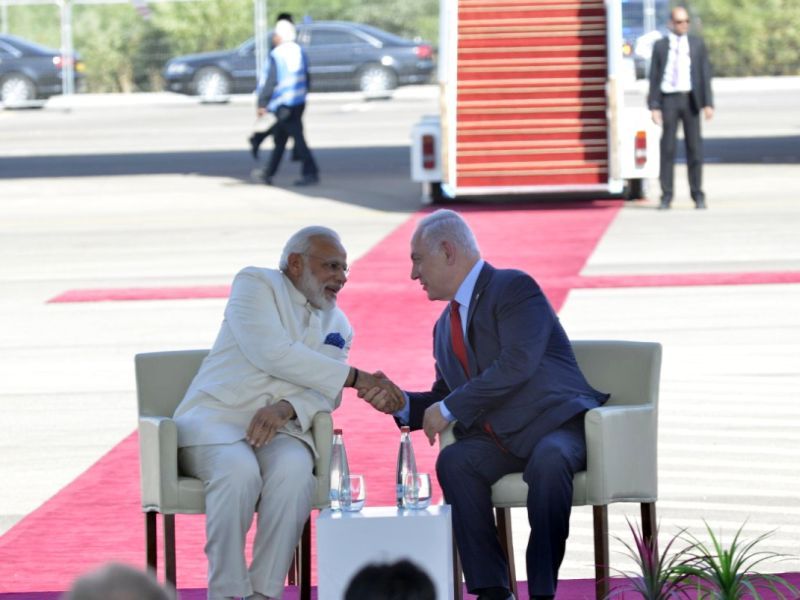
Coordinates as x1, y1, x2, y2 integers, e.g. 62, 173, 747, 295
248, 134, 259, 160
250, 169, 272, 185
695, 198, 707, 209
658, 200, 671, 210
293, 174, 319, 186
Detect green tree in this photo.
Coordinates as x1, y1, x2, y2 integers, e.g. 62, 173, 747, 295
689, 0, 800, 76
150, 0, 253, 55
74, 4, 148, 92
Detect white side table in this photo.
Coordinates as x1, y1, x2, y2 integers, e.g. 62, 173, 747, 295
317, 505, 454, 600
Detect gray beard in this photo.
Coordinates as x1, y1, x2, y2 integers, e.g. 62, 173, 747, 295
298, 268, 335, 311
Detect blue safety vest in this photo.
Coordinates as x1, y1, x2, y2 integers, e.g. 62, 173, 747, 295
267, 42, 308, 113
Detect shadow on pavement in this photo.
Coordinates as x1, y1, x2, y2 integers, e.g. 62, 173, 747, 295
5, 135, 793, 214
0, 146, 423, 213
685, 135, 800, 163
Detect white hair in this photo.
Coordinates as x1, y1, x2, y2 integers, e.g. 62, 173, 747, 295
414, 209, 480, 257
65, 563, 171, 600
274, 19, 297, 43
279, 226, 342, 271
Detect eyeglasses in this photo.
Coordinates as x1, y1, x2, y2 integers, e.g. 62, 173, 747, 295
304, 253, 350, 276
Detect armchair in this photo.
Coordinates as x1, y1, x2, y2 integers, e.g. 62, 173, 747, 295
440, 339, 662, 599
135, 349, 332, 600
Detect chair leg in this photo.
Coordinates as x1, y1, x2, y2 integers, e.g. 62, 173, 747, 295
163, 514, 177, 588
287, 549, 298, 586
452, 529, 463, 600
641, 502, 657, 547
495, 507, 518, 599
145, 512, 158, 574
592, 505, 609, 600
299, 517, 311, 600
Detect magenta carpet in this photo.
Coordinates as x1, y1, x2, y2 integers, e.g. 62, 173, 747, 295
2, 575, 799, 599
3, 201, 799, 597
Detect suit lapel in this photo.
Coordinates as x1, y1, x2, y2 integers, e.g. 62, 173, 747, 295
465, 263, 494, 332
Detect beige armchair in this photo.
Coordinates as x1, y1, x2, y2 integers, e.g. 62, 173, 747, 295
440, 340, 661, 600
135, 349, 332, 600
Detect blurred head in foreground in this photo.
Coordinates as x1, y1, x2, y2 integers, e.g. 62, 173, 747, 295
344, 559, 436, 600
64, 562, 172, 600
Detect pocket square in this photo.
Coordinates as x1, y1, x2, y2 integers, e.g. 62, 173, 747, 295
324, 332, 345, 349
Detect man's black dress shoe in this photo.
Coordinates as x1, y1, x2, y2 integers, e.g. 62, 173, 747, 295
475, 589, 515, 600
658, 200, 671, 210
293, 174, 319, 186
695, 198, 707, 209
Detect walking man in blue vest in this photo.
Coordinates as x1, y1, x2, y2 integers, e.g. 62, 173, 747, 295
256, 19, 319, 186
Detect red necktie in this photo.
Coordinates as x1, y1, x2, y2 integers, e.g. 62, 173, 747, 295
450, 301, 506, 451
449, 300, 470, 377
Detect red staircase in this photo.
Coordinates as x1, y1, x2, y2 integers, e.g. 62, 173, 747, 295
454, 0, 609, 189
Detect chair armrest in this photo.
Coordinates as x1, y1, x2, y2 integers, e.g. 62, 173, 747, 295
138, 416, 180, 511
311, 411, 333, 508
584, 405, 657, 504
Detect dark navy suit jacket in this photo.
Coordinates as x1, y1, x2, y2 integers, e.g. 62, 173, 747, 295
648, 33, 714, 114
406, 263, 608, 458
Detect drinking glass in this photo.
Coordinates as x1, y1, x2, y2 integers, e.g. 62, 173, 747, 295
342, 474, 366, 512
403, 472, 431, 510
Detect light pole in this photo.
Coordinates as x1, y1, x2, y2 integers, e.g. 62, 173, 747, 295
254, 0, 267, 88
643, 0, 656, 33
58, 0, 74, 101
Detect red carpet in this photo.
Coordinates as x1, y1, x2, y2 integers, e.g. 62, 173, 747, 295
4, 201, 799, 596
46, 267, 800, 305
47, 285, 231, 303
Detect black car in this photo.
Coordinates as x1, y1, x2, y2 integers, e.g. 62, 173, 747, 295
162, 21, 434, 97
0, 34, 85, 107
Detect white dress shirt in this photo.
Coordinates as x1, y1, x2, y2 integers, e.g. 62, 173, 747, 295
661, 32, 692, 94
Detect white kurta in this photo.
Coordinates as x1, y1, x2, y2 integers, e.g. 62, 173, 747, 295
174, 266, 352, 456
172, 266, 353, 599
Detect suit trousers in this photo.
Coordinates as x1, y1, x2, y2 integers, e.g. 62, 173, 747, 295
265, 104, 318, 179
180, 435, 315, 600
659, 92, 704, 204
436, 416, 586, 597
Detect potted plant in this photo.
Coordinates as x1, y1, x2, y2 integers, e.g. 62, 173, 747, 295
605, 520, 698, 599
677, 521, 798, 599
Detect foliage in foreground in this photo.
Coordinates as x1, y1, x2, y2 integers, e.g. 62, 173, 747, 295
606, 520, 696, 599
606, 520, 798, 600
677, 521, 798, 600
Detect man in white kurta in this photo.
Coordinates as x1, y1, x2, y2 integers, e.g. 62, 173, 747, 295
173, 227, 392, 600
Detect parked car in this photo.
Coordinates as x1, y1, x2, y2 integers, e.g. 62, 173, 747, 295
162, 20, 434, 97
0, 34, 85, 107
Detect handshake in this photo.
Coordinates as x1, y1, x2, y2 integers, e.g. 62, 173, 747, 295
348, 368, 405, 414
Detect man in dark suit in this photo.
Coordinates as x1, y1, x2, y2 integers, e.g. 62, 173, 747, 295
648, 6, 714, 210
362, 209, 608, 600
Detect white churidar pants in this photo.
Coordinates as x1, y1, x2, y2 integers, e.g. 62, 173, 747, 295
180, 434, 315, 600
